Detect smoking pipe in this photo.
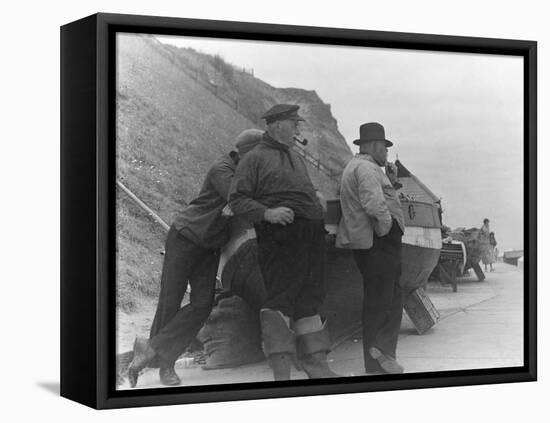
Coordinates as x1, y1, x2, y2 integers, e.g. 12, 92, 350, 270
293, 136, 308, 146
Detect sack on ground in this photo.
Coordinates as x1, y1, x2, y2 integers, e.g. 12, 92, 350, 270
197, 295, 265, 369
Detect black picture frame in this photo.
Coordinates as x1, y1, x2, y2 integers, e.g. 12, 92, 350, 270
60, 12, 537, 409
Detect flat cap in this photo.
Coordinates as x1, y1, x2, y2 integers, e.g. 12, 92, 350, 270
261, 104, 305, 124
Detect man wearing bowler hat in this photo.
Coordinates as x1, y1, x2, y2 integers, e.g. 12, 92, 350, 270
127, 129, 263, 388
229, 104, 338, 380
336, 122, 406, 374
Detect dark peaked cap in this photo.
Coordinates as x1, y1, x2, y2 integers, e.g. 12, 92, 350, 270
261, 104, 305, 124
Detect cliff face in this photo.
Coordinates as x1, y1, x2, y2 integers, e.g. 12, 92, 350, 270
275, 88, 352, 174
115, 34, 352, 310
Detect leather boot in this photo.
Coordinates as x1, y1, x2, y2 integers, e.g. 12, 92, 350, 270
159, 366, 181, 386
260, 309, 296, 381
128, 337, 156, 388
296, 320, 340, 379
369, 346, 404, 374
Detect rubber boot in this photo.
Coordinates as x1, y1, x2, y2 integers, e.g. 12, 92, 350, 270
260, 309, 296, 381
295, 319, 340, 379
267, 353, 293, 381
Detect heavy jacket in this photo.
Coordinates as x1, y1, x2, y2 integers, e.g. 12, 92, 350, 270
228, 133, 323, 223
173, 154, 236, 249
336, 154, 404, 249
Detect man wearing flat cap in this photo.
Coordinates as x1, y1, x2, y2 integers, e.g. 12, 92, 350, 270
128, 129, 263, 388
229, 104, 338, 380
336, 122, 406, 375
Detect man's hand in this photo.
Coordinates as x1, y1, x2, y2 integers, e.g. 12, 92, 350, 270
264, 207, 295, 225
221, 204, 234, 217
385, 162, 399, 185
315, 190, 327, 213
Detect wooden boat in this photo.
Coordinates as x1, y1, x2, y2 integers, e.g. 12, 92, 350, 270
397, 199, 442, 290
324, 198, 442, 292
216, 161, 441, 341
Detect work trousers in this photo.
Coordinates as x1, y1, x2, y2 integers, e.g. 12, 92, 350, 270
149, 225, 219, 367
254, 218, 326, 320
353, 220, 403, 371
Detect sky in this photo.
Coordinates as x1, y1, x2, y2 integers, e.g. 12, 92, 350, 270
156, 35, 524, 253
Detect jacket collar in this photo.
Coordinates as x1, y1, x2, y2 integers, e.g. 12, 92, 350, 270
259, 132, 296, 169
355, 153, 378, 165
261, 132, 290, 151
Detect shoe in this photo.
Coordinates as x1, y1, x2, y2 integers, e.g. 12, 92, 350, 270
364, 367, 385, 375
364, 357, 385, 375
159, 367, 181, 386
369, 347, 404, 374
128, 337, 156, 388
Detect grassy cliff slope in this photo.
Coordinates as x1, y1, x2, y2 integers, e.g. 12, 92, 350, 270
116, 34, 352, 311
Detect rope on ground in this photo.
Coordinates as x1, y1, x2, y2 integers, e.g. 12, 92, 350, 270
116, 179, 170, 232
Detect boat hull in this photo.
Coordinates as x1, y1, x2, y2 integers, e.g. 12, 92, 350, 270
401, 243, 441, 292
400, 226, 442, 291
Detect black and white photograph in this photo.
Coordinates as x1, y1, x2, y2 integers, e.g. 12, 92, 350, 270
4, 0, 548, 418
114, 31, 526, 390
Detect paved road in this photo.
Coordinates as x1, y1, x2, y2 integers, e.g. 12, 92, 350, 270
121, 262, 524, 389
332, 262, 523, 376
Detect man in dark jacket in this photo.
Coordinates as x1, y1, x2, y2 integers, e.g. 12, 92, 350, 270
229, 104, 338, 380
128, 129, 263, 388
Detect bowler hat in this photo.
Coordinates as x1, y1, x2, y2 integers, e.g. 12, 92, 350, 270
261, 104, 305, 124
353, 122, 393, 147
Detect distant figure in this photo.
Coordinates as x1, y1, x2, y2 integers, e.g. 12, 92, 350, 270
479, 218, 493, 272
488, 232, 497, 271
127, 129, 262, 388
